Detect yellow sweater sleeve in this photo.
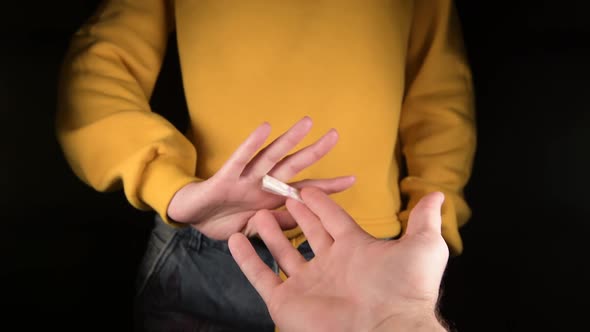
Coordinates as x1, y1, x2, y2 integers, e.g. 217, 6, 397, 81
55, 0, 199, 223
398, 0, 476, 255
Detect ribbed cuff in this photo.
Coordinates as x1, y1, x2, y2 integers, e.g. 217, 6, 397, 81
137, 157, 201, 226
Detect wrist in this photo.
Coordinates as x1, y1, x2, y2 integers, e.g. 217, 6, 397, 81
139, 157, 200, 223
166, 180, 206, 223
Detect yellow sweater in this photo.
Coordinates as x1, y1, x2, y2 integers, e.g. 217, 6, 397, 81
56, 0, 475, 254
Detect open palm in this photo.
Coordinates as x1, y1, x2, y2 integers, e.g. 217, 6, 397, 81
167, 117, 355, 240
229, 189, 449, 332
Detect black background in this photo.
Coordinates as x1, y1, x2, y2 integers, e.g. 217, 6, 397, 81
1, 1, 589, 331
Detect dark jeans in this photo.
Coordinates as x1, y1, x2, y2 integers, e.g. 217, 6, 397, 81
133, 215, 314, 332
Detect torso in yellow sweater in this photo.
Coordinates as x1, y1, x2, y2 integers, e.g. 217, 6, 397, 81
56, 0, 475, 253
178, 0, 411, 240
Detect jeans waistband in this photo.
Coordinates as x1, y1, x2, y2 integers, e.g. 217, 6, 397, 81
153, 214, 242, 254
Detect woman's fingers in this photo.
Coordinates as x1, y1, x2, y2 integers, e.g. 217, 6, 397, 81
218, 122, 272, 179
269, 129, 339, 181
289, 176, 356, 195
241, 117, 313, 180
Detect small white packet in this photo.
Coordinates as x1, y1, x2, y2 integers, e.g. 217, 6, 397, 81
262, 175, 304, 203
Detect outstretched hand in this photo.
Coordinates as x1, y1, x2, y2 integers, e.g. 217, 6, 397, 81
229, 189, 449, 332
167, 117, 355, 240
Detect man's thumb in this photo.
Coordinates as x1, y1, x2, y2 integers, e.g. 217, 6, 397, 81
404, 192, 445, 237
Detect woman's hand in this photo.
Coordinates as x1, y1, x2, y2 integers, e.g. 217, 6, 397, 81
167, 116, 355, 240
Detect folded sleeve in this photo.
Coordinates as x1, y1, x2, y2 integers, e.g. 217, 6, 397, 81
55, 0, 200, 223
398, 0, 477, 255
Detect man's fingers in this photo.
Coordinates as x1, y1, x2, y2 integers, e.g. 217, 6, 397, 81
218, 122, 272, 179
253, 210, 306, 277
300, 187, 361, 240
404, 192, 445, 237
270, 209, 298, 230
290, 176, 356, 196
228, 232, 282, 304
286, 198, 334, 255
241, 116, 313, 180
269, 129, 339, 181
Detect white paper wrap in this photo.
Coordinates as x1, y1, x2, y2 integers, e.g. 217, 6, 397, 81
261, 175, 304, 203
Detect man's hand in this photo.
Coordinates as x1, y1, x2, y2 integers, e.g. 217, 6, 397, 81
229, 189, 449, 332
167, 117, 355, 240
